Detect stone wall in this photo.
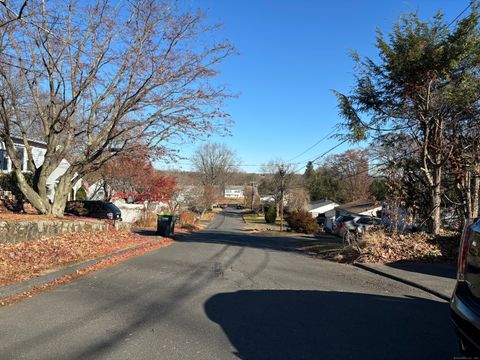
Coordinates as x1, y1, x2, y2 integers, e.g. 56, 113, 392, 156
0, 220, 108, 244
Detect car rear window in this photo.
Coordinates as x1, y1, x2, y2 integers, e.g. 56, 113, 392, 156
336, 215, 354, 222
105, 202, 120, 212
357, 217, 373, 224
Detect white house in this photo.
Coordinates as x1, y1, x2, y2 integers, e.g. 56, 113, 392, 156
309, 200, 339, 217
260, 195, 275, 203
0, 137, 46, 173
85, 180, 110, 200
0, 137, 82, 201
309, 200, 339, 231
224, 185, 244, 199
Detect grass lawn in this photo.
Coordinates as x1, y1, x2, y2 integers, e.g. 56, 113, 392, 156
243, 213, 289, 226
243, 213, 267, 224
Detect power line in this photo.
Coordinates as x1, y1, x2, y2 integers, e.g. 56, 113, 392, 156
287, 128, 337, 162
337, 146, 422, 181
447, 0, 475, 28
169, 160, 307, 168
293, 138, 349, 173
166, 138, 351, 172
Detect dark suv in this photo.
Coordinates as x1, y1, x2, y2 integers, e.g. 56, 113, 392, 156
450, 219, 480, 355
65, 200, 122, 221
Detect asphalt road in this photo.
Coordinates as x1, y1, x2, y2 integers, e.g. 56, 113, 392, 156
0, 209, 460, 359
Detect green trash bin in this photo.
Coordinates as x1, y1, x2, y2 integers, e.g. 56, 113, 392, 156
157, 214, 177, 236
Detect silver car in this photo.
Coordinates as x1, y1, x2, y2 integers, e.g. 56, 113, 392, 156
333, 215, 381, 238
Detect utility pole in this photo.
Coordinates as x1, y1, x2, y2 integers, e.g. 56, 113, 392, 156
278, 164, 286, 232
250, 181, 257, 210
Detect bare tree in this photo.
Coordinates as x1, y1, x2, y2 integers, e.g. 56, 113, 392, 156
329, 149, 372, 203
259, 160, 295, 206
0, 1, 28, 28
0, 0, 234, 216
286, 187, 309, 212
259, 160, 297, 230
191, 142, 239, 188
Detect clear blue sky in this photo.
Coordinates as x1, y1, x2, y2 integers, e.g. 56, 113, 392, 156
156, 0, 470, 173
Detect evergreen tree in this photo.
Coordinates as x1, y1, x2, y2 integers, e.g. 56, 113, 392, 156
334, 8, 480, 234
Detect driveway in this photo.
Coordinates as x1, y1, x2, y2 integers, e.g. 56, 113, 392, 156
0, 209, 459, 359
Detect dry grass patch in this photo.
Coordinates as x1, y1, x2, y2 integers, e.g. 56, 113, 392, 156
200, 212, 215, 221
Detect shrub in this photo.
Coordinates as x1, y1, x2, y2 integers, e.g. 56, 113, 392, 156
286, 210, 320, 234
0, 172, 33, 196
178, 210, 196, 226
75, 187, 87, 200
0, 173, 35, 212
134, 211, 158, 228
65, 201, 89, 216
265, 205, 277, 224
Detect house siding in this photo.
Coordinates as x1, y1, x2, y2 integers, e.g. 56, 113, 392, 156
0, 138, 81, 201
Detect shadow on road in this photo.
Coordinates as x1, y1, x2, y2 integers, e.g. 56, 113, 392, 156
205, 290, 458, 359
219, 209, 245, 219
174, 229, 307, 253
386, 262, 457, 280
167, 209, 340, 253
133, 229, 158, 236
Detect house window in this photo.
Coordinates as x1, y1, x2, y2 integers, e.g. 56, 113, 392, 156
0, 149, 7, 171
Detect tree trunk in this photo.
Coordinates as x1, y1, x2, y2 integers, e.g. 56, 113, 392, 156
429, 165, 442, 235
472, 175, 480, 218
49, 173, 74, 217
14, 169, 50, 214
465, 170, 473, 219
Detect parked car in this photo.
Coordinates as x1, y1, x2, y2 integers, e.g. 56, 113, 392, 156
450, 218, 480, 356
332, 215, 382, 238
332, 215, 356, 237
65, 200, 122, 221
354, 216, 382, 231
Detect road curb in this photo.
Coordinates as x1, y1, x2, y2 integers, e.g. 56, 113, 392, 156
353, 262, 451, 302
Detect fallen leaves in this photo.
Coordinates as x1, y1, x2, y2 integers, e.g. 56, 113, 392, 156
316, 230, 460, 264
0, 229, 170, 287
0, 237, 173, 307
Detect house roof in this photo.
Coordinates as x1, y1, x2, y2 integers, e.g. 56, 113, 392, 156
11, 136, 47, 148
337, 199, 381, 215
308, 200, 337, 211
225, 185, 244, 191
